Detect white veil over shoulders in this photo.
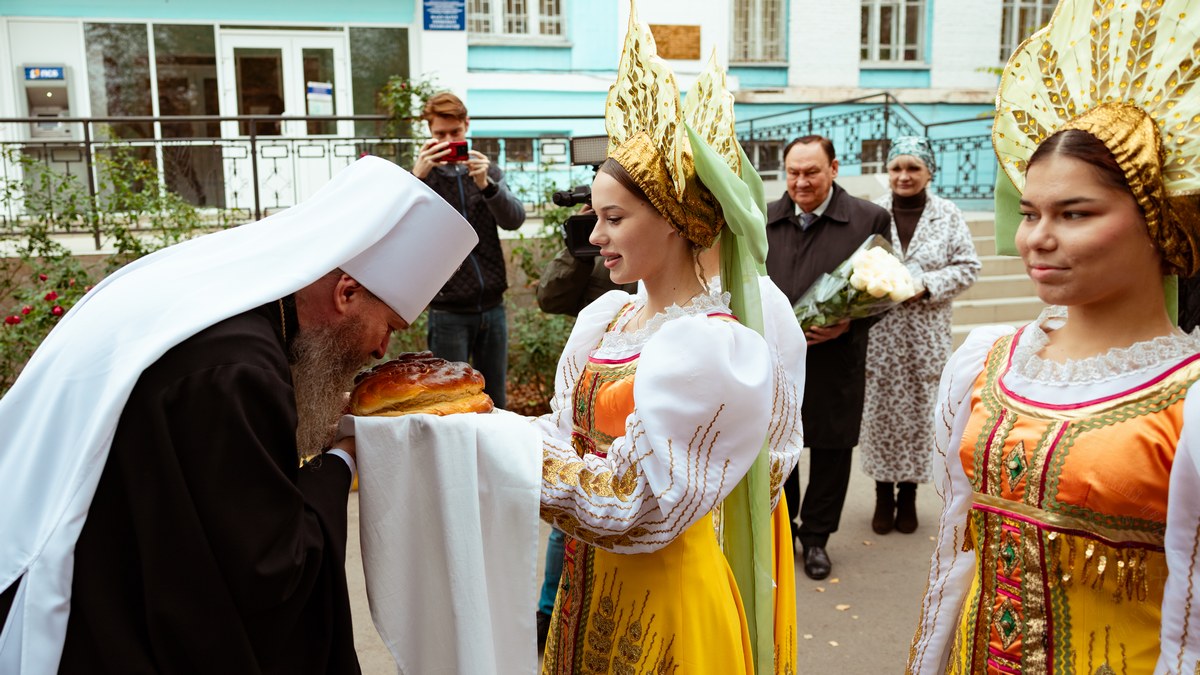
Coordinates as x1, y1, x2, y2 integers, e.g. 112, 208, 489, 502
0, 156, 477, 673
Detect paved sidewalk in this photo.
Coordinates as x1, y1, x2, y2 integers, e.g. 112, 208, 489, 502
346, 451, 943, 673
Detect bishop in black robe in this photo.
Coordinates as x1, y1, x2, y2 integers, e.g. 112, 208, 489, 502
57, 299, 360, 674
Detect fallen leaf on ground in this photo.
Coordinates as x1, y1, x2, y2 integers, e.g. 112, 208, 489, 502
852, 615, 859, 620
835, 604, 851, 611
863, 540, 873, 546
829, 641, 839, 647
803, 634, 813, 640
814, 587, 825, 593
830, 578, 840, 584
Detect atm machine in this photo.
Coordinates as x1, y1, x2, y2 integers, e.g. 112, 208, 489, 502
15, 64, 84, 216
18, 64, 75, 140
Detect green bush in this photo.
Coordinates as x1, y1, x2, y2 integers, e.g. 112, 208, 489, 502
377, 74, 439, 169
0, 145, 205, 393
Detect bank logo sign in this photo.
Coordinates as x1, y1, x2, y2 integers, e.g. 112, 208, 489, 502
25, 67, 65, 81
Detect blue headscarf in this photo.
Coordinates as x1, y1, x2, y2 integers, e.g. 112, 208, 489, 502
887, 136, 936, 174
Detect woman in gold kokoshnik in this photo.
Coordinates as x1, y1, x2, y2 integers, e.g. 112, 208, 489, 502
908, 0, 1200, 672
529, 2, 804, 673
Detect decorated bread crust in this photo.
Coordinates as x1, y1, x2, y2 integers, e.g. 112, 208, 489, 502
350, 351, 494, 416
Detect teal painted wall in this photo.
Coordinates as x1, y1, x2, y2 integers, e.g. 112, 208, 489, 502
466, 1, 617, 74
730, 67, 787, 88
466, 89, 607, 136
926, 0, 935, 63
0, 0, 415, 22
569, 1, 617, 71
859, 68, 931, 89
468, 45, 572, 72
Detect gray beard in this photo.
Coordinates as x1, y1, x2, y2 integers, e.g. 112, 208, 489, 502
289, 315, 371, 461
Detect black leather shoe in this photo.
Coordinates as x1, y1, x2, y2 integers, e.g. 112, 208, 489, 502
803, 545, 832, 580
536, 611, 551, 653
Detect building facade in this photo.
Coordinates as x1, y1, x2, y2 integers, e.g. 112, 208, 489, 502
0, 1, 1052, 208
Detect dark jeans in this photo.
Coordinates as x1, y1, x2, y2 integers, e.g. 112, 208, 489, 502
426, 305, 508, 409
785, 446, 854, 550
537, 528, 565, 615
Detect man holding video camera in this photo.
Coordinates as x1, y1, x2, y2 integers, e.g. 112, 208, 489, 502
413, 91, 525, 408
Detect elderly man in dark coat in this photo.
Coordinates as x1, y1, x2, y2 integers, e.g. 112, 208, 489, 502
764, 135, 891, 581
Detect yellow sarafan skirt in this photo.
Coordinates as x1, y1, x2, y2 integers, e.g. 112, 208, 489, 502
542, 358, 797, 674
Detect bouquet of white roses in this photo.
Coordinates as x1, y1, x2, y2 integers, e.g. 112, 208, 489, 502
793, 234, 917, 330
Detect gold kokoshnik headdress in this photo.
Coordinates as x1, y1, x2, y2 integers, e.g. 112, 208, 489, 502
601, 3, 780, 670
604, 1, 742, 248
994, 0, 1200, 276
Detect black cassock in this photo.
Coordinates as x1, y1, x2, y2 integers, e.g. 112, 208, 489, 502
58, 301, 359, 674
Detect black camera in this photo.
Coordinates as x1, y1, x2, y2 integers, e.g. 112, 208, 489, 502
554, 135, 609, 258
552, 184, 599, 258
551, 184, 591, 208
563, 212, 599, 258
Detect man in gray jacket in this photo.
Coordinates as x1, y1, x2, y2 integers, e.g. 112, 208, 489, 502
413, 92, 526, 408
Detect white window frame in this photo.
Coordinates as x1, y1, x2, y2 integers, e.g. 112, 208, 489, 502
731, 0, 786, 65
998, 0, 1055, 63
467, 0, 568, 45
860, 0, 926, 65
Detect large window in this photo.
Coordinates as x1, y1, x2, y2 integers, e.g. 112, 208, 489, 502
999, 0, 1054, 62
349, 27, 410, 137
154, 24, 220, 139
468, 0, 564, 39
85, 23, 153, 139
860, 0, 925, 63
732, 0, 785, 63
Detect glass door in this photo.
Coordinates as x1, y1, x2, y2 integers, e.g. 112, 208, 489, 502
219, 32, 350, 138
218, 31, 352, 210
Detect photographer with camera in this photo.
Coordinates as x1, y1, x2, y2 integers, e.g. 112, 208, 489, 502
413, 92, 525, 409
536, 184, 637, 317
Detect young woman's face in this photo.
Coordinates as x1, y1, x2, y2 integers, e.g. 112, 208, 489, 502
589, 171, 682, 285
887, 155, 932, 198
1018, 153, 1161, 311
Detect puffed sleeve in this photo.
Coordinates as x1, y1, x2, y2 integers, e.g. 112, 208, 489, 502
1156, 391, 1200, 674
758, 275, 805, 510
531, 312, 773, 554
908, 325, 1013, 674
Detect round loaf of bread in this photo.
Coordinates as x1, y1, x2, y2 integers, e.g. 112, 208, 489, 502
350, 351, 494, 416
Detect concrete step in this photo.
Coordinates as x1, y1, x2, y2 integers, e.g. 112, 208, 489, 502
958, 273, 1036, 300
980, 254, 1026, 276
952, 296, 1045, 325
973, 235, 995, 257
965, 217, 996, 238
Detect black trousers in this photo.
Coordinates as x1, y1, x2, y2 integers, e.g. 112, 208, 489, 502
784, 446, 854, 549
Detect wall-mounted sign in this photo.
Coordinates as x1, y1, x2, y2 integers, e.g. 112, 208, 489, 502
648, 24, 702, 61
306, 81, 333, 116
25, 66, 65, 80
424, 0, 466, 31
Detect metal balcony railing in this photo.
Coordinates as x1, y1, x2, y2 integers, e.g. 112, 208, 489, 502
0, 97, 996, 246
737, 92, 996, 201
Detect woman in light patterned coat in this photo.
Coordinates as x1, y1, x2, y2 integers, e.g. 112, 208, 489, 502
859, 137, 980, 535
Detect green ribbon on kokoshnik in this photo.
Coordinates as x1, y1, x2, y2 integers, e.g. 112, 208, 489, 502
688, 123, 774, 675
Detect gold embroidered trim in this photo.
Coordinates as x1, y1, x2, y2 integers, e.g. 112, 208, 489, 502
972, 493, 1166, 549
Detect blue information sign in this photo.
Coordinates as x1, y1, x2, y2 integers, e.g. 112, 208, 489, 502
423, 0, 465, 31
25, 66, 65, 81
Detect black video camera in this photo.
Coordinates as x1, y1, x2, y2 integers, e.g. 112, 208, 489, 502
554, 135, 609, 258
553, 185, 599, 258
